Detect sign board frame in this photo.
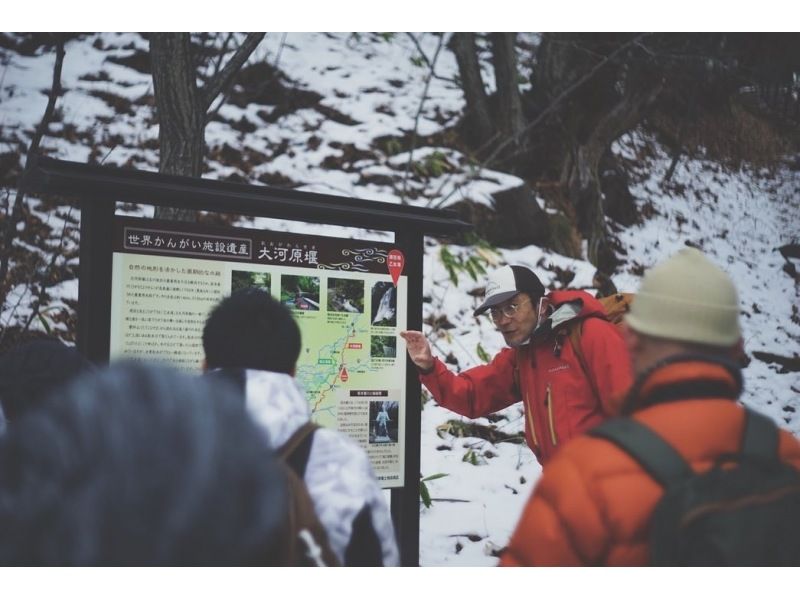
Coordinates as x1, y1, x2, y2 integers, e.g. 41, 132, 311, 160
23, 156, 471, 566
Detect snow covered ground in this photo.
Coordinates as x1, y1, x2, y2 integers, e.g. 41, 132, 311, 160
1, 32, 799, 571
417, 137, 800, 565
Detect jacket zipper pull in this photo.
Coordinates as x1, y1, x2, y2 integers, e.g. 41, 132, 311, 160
525, 391, 538, 448
545, 384, 558, 447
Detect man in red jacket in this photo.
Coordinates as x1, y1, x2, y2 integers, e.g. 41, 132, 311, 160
499, 248, 800, 565
401, 264, 632, 466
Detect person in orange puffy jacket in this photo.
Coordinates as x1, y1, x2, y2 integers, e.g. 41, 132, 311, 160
401, 264, 633, 467
500, 248, 800, 566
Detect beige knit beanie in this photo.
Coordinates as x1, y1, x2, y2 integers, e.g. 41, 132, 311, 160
625, 247, 741, 347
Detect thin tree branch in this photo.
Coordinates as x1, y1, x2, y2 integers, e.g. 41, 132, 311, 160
209, 33, 235, 81
405, 33, 456, 83
28, 40, 66, 159
0, 281, 32, 346
22, 215, 69, 331
199, 32, 265, 113
0, 35, 65, 296
207, 33, 285, 125
400, 34, 445, 204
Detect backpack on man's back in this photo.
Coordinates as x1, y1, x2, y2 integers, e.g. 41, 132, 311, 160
562, 292, 634, 401
590, 408, 800, 565
277, 422, 340, 567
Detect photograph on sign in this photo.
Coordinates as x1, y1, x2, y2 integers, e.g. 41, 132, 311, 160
370, 335, 397, 359
281, 274, 321, 311
370, 281, 397, 327
231, 270, 271, 292
327, 278, 365, 313
369, 399, 399, 444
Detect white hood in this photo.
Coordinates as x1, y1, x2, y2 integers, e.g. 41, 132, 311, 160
242, 369, 310, 449
239, 368, 399, 566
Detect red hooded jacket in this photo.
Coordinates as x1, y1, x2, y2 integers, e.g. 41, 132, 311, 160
419, 290, 633, 465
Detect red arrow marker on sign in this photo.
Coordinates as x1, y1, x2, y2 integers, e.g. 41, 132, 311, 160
387, 249, 404, 287
340, 367, 349, 382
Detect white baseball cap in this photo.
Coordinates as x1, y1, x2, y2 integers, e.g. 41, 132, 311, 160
473, 265, 546, 316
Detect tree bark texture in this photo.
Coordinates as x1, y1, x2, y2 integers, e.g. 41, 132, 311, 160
489, 33, 525, 148
148, 32, 265, 221
600, 153, 638, 227
449, 33, 493, 147
150, 33, 204, 179
149, 33, 204, 221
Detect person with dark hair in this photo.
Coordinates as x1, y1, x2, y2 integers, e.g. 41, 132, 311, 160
500, 248, 800, 565
202, 287, 399, 566
401, 264, 633, 467
203, 287, 301, 375
0, 361, 290, 566
0, 337, 94, 423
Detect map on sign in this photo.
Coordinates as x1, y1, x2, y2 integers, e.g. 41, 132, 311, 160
291, 273, 405, 431
296, 312, 373, 428
109, 216, 408, 487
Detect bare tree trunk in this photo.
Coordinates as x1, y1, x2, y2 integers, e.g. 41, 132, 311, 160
149, 33, 204, 221
489, 33, 525, 148
536, 33, 664, 273
601, 152, 638, 226
150, 34, 205, 180
449, 33, 493, 147
564, 142, 607, 268
562, 78, 663, 271
148, 32, 265, 221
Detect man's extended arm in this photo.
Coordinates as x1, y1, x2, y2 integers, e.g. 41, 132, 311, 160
400, 330, 520, 419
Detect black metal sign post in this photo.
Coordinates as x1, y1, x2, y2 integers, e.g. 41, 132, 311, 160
23, 156, 471, 567
393, 228, 424, 567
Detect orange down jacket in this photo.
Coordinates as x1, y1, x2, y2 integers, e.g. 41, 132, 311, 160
419, 290, 633, 465
499, 357, 800, 566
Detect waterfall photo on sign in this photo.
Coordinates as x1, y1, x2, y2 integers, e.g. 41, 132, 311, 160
371, 282, 396, 326
370, 335, 396, 359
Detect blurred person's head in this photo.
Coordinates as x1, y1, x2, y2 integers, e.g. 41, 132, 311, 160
0, 361, 289, 565
203, 287, 301, 375
623, 247, 743, 376
0, 338, 94, 422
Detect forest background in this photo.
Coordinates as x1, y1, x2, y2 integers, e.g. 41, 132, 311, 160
2, 2, 799, 592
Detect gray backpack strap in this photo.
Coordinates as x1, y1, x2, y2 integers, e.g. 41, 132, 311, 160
741, 408, 779, 460
589, 418, 692, 488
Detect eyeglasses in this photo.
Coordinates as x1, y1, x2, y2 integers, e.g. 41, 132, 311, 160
488, 298, 530, 322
